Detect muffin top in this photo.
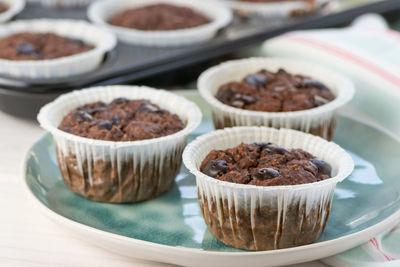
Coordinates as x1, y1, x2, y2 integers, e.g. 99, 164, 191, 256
0, 3, 8, 13
58, 98, 185, 141
200, 142, 332, 186
109, 3, 211, 31
216, 68, 335, 112
0, 33, 94, 60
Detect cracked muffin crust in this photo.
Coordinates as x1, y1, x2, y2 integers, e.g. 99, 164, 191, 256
216, 68, 335, 112
58, 98, 185, 141
109, 3, 210, 31
0, 33, 94, 60
200, 142, 331, 186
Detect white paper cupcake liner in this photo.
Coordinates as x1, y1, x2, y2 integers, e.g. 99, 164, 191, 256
216, 0, 329, 19
0, 0, 25, 23
37, 85, 202, 202
183, 126, 354, 250
0, 19, 117, 79
198, 57, 355, 140
87, 0, 232, 47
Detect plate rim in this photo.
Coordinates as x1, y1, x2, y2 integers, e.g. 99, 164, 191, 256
23, 113, 400, 266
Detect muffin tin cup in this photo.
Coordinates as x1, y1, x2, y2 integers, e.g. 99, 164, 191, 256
87, 0, 233, 47
183, 126, 354, 251
198, 57, 355, 140
0, 19, 117, 79
28, 0, 94, 7
216, 0, 329, 19
0, 0, 25, 23
37, 85, 202, 203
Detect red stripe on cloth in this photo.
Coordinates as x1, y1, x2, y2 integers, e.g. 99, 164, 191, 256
363, 27, 400, 42
390, 226, 400, 233
383, 29, 400, 42
283, 34, 400, 88
369, 238, 397, 261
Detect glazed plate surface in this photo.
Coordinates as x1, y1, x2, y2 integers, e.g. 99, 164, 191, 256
24, 92, 400, 267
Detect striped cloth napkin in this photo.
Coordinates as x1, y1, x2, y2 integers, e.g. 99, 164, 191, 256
262, 13, 400, 135
261, 13, 400, 266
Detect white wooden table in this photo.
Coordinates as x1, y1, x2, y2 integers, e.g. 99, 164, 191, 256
0, 110, 328, 267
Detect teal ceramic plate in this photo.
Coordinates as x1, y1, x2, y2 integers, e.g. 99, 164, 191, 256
24, 91, 400, 267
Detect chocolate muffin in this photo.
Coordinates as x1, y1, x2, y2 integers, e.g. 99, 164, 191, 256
55, 98, 187, 202
200, 142, 334, 249
198, 140, 334, 250
200, 142, 331, 186
109, 3, 211, 31
183, 126, 354, 251
216, 69, 335, 112
0, 33, 94, 60
199, 63, 342, 140
59, 98, 185, 141
0, 3, 8, 13
39, 87, 202, 203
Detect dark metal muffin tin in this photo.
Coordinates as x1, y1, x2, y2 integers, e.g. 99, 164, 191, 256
1, 0, 400, 118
